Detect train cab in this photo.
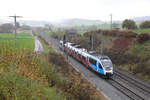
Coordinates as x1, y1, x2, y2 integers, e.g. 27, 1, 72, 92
59, 40, 64, 50
99, 56, 113, 77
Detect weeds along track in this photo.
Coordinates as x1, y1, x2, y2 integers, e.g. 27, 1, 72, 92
107, 79, 145, 100
114, 69, 150, 97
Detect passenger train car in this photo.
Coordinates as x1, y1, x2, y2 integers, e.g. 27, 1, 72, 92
59, 40, 113, 78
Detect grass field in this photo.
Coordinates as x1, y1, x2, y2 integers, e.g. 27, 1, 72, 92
127, 40, 150, 59
0, 32, 34, 52
132, 28, 150, 34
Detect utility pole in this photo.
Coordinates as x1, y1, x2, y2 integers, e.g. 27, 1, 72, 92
63, 35, 66, 43
9, 15, 22, 48
110, 14, 112, 30
90, 34, 94, 50
91, 34, 93, 50
100, 32, 103, 55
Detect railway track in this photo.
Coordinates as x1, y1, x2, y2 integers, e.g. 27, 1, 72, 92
114, 70, 150, 97
107, 79, 145, 100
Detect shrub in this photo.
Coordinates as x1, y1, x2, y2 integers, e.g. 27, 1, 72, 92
111, 30, 120, 36
49, 52, 68, 67
122, 19, 137, 29
132, 63, 150, 75
123, 30, 137, 38
83, 31, 91, 37
84, 29, 137, 38
140, 21, 150, 29
103, 30, 112, 36
104, 49, 140, 65
137, 33, 150, 43
0, 48, 65, 100
112, 37, 132, 51
0, 71, 63, 100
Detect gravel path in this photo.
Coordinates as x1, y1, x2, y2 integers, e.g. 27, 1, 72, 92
34, 36, 44, 54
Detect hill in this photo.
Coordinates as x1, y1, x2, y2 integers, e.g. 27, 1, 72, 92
132, 16, 150, 21
53, 18, 103, 26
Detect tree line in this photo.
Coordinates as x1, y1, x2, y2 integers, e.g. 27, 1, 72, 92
0, 23, 31, 33
122, 19, 150, 29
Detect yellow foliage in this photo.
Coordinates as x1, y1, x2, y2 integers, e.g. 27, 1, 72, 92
0, 47, 47, 85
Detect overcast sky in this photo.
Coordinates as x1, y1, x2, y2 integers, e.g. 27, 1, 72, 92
0, 0, 150, 21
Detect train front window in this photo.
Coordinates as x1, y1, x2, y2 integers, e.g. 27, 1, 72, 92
100, 56, 109, 60
70, 43, 76, 46
101, 60, 113, 68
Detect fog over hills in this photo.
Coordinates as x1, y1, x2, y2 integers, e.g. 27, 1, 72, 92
0, 16, 150, 27
132, 16, 150, 21
52, 18, 103, 26
0, 19, 51, 26
0, 18, 103, 27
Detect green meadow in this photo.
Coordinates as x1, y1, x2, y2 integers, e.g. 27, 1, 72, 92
132, 28, 150, 34
0, 32, 34, 52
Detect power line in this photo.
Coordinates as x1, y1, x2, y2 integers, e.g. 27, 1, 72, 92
9, 15, 22, 48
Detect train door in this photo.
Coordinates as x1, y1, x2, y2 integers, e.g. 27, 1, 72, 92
96, 61, 99, 72
96, 61, 101, 72
86, 57, 89, 67
82, 56, 87, 65
89, 57, 97, 71
97, 62, 104, 74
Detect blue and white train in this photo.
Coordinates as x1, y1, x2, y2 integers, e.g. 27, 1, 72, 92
59, 40, 113, 78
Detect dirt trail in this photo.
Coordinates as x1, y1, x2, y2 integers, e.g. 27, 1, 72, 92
34, 36, 44, 54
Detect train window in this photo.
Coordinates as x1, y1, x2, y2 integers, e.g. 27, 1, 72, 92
79, 54, 81, 58
82, 56, 86, 61
100, 56, 109, 60
70, 43, 76, 46
87, 57, 89, 62
77, 53, 79, 56
89, 58, 97, 66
